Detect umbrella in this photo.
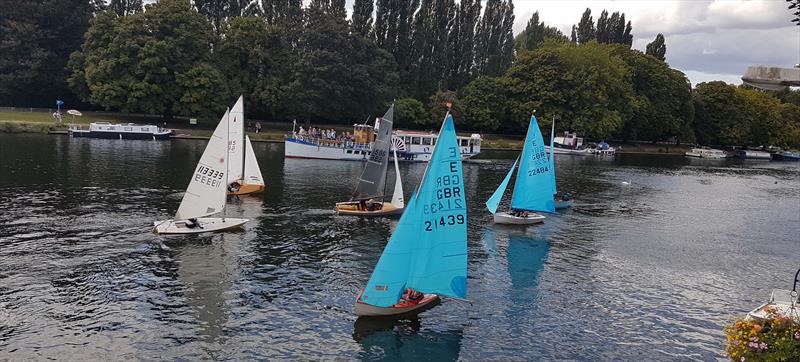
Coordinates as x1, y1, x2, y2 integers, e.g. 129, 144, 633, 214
67, 110, 82, 116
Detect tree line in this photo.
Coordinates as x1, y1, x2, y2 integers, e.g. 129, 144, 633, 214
0, 0, 798, 147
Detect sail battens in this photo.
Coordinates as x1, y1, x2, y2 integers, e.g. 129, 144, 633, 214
351, 105, 394, 200
174, 108, 231, 221
359, 114, 467, 308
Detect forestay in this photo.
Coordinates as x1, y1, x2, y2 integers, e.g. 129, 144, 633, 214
485, 157, 519, 214
244, 135, 264, 186
510, 115, 555, 213
228, 95, 245, 182
175, 109, 231, 220
352, 105, 394, 201
359, 114, 467, 307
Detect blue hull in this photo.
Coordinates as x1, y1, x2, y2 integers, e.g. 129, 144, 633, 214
554, 200, 573, 210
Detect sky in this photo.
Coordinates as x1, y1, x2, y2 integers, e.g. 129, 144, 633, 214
510, 0, 800, 86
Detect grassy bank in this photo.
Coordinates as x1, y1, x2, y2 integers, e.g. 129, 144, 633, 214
0, 110, 689, 154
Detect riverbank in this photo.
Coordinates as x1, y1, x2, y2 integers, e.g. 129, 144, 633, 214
0, 111, 690, 154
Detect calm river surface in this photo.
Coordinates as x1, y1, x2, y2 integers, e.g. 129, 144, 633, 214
0, 134, 798, 361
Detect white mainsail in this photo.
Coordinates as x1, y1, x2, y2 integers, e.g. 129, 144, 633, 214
227, 95, 245, 182
175, 108, 231, 221
390, 149, 404, 209
243, 135, 264, 187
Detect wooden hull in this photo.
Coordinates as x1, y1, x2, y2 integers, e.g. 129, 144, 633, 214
355, 294, 441, 317
227, 183, 264, 196
335, 201, 404, 216
493, 211, 546, 225
153, 217, 248, 234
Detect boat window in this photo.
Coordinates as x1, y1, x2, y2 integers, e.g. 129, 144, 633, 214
460, 139, 468, 147
422, 137, 432, 146
431, 138, 436, 145
124, 127, 133, 131
412, 137, 421, 145
141, 127, 149, 132
346, 150, 352, 154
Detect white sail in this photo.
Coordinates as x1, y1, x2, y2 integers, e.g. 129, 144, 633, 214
243, 135, 264, 186
390, 149, 404, 208
228, 95, 245, 182
175, 109, 231, 220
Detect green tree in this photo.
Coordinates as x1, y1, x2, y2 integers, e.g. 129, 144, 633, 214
109, 0, 143, 16
428, 90, 463, 127
514, 11, 568, 53
68, 0, 225, 120
292, 0, 397, 121
692, 81, 747, 146
646, 33, 667, 61
216, 16, 294, 119
351, 0, 373, 37
445, 0, 480, 89
474, 0, 514, 77
575, 8, 594, 44
394, 97, 428, 128
461, 76, 508, 131
0, 0, 94, 107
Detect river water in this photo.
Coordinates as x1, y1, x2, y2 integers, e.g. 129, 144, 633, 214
0, 134, 798, 361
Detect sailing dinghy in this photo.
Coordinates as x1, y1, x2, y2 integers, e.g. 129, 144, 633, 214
355, 113, 467, 317
486, 114, 555, 225
227, 96, 265, 196
153, 108, 248, 234
549, 118, 572, 209
335, 105, 404, 216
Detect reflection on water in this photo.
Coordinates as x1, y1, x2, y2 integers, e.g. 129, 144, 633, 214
0, 134, 798, 360
353, 317, 463, 361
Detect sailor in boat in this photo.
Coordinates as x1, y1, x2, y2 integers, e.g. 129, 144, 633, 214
227, 181, 241, 194
185, 218, 202, 229
393, 289, 425, 308
510, 209, 530, 218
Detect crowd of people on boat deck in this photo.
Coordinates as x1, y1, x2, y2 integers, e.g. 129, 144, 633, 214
294, 126, 359, 147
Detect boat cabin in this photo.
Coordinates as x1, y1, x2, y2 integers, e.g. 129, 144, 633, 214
553, 131, 584, 149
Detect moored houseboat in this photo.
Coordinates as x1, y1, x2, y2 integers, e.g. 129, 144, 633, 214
685, 147, 728, 159
735, 149, 771, 160
68, 122, 174, 140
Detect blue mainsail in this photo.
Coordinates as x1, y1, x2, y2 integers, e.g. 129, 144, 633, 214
359, 115, 468, 307
549, 119, 557, 195
485, 157, 518, 214
510, 115, 555, 213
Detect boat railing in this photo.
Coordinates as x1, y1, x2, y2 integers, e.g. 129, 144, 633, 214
68, 124, 89, 131
287, 132, 372, 150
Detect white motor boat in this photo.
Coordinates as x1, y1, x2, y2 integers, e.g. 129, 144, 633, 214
685, 147, 727, 159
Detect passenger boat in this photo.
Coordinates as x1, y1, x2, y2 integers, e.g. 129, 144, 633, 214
153, 107, 247, 234
284, 124, 482, 162
685, 147, 727, 159
486, 114, 555, 225
354, 112, 467, 317
746, 268, 799, 322
68, 122, 174, 140
545, 131, 615, 155
771, 151, 800, 161
335, 105, 405, 216
735, 150, 772, 160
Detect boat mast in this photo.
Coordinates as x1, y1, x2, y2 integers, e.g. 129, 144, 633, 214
223, 110, 229, 222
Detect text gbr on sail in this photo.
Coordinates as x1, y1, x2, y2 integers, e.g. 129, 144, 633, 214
422, 147, 465, 230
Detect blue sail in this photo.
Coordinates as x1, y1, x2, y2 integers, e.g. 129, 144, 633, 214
359, 115, 468, 307
485, 157, 518, 214
549, 120, 557, 195
510, 115, 555, 213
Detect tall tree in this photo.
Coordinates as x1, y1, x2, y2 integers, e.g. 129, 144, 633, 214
646, 33, 667, 61
514, 11, 567, 53
68, 0, 226, 120
622, 20, 633, 46
570, 25, 577, 43
109, 0, 143, 16
474, 0, 514, 77
595, 10, 608, 43
445, 0, 480, 89
575, 8, 594, 44
351, 0, 374, 37
0, 0, 94, 107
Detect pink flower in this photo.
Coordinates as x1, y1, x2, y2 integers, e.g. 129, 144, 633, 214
794, 331, 800, 340
758, 342, 768, 350
740, 357, 745, 362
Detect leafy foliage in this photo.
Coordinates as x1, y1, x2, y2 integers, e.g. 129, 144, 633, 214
646, 33, 667, 62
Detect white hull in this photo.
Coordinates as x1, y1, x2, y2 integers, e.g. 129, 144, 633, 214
685, 148, 727, 159
153, 217, 248, 234
493, 211, 546, 225
284, 138, 479, 162
545, 145, 591, 155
